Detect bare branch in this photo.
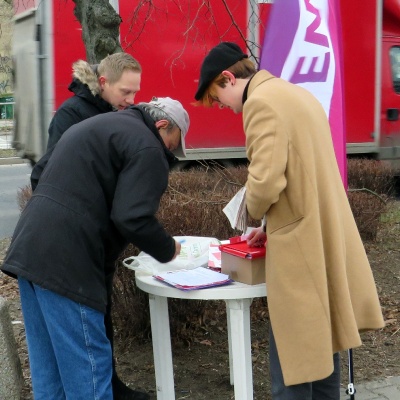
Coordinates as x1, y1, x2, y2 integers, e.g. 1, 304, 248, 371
347, 188, 388, 204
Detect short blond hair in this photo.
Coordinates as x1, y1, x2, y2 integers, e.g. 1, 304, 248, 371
98, 52, 142, 83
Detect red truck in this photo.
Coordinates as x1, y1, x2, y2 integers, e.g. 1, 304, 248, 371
11, 0, 400, 167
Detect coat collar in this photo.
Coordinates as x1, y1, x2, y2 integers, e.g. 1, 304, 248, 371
68, 59, 112, 112
71, 60, 102, 96
129, 106, 179, 166
247, 70, 276, 96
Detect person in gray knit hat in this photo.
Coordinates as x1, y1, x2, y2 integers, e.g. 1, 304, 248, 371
2, 97, 189, 400
144, 96, 190, 158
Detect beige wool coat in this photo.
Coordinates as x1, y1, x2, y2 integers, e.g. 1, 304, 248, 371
244, 70, 385, 386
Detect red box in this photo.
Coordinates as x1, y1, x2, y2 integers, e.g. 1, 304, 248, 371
219, 241, 266, 285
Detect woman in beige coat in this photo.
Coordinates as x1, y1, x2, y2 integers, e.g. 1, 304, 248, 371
195, 42, 384, 399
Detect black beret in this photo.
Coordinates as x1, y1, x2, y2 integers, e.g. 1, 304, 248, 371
195, 42, 248, 100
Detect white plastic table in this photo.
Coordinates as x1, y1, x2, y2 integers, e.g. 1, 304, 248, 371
135, 272, 267, 400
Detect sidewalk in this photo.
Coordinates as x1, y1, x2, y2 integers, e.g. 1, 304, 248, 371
340, 377, 400, 399
0, 135, 12, 150
0, 129, 29, 165
0, 157, 29, 165
0, 126, 14, 151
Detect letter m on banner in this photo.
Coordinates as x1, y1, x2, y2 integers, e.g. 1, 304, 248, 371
259, 0, 346, 186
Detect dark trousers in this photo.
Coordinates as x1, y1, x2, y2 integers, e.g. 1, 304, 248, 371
269, 326, 340, 400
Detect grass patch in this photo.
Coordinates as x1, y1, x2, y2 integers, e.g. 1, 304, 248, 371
380, 201, 400, 224
0, 148, 17, 158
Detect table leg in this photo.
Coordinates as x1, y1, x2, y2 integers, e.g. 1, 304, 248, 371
226, 308, 234, 385
225, 298, 254, 400
148, 294, 175, 400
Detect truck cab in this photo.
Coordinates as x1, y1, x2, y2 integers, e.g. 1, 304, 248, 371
380, 0, 400, 162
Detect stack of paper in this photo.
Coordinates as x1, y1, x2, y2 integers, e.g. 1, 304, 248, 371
223, 186, 247, 232
208, 243, 222, 270
208, 240, 230, 271
153, 267, 232, 290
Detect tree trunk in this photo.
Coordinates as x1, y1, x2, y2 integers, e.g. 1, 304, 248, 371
72, 0, 123, 63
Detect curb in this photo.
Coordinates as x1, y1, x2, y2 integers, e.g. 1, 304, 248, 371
0, 297, 23, 400
0, 157, 30, 166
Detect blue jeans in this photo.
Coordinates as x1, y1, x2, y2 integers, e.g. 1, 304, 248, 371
269, 325, 340, 400
18, 277, 113, 400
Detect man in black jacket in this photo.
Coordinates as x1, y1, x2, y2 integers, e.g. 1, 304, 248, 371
2, 97, 189, 400
47, 52, 142, 150
43, 52, 144, 399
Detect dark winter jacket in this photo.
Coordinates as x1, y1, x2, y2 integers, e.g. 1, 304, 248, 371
47, 60, 113, 150
2, 107, 177, 313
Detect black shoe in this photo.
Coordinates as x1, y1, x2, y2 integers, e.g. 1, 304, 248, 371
112, 375, 150, 400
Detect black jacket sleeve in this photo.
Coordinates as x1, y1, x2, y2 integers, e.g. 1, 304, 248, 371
111, 146, 176, 263
30, 147, 55, 191
47, 107, 85, 150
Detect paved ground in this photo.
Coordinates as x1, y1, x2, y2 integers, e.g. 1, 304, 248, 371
0, 131, 12, 149
0, 123, 13, 150
340, 376, 400, 400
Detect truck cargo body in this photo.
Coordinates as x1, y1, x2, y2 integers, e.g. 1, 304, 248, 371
341, 0, 400, 161
11, 0, 400, 165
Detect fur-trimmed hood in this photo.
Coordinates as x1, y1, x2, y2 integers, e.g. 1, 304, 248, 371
71, 60, 101, 97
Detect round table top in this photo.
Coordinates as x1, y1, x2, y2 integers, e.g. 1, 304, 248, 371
135, 272, 267, 300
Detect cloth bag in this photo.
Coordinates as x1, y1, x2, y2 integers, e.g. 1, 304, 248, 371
122, 236, 219, 275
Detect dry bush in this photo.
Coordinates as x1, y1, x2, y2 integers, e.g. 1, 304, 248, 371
155, 165, 252, 238
112, 165, 260, 343
347, 191, 387, 241
347, 158, 395, 195
113, 161, 395, 342
13, 161, 395, 342
347, 159, 393, 241
17, 185, 32, 212
111, 246, 152, 342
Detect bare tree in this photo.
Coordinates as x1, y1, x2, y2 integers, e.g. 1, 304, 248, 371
71, 0, 262, 65
124, 0, 262, 63
72, 0, 123, 63
0, 0, 13, 94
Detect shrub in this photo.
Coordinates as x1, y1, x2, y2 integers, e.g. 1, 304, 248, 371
347, 159, 393, 241
347, 191, 387, 241
113, 161, 394, 340
347, 158, 395, 196
15, 161, 395, 341
112, 165, 258, 343
17, 185, 32, 212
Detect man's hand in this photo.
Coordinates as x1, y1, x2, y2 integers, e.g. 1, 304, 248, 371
247, 226, 266, 247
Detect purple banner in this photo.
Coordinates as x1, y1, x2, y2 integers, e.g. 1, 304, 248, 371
260, 0, 346, 186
